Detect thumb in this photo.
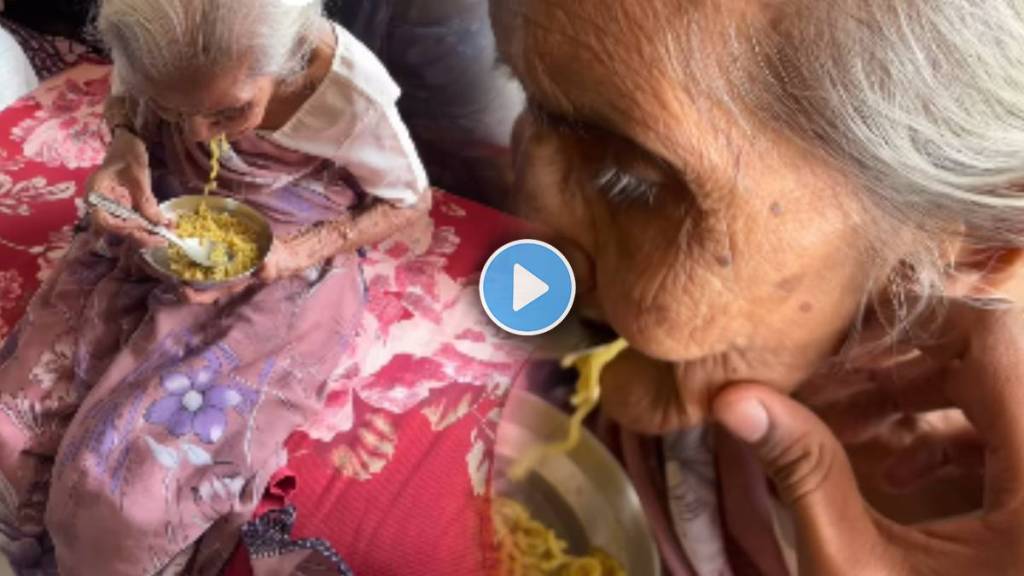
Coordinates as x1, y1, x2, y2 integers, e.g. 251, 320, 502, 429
713, 384, 882, 573
128, 170, 165, 225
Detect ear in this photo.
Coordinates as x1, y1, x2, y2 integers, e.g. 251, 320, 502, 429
944, 242, 1024, 302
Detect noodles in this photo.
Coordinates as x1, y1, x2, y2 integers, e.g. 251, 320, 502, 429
493, 497, 626, 576
497, 339, 631, 575
168, 202, 261, 281
203, 133, 227, 196
167, 135, 261, 282
509, 338, 630, 481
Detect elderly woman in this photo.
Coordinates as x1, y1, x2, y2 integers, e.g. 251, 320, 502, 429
0, 0, 427, 573
492, 0, 1024, 574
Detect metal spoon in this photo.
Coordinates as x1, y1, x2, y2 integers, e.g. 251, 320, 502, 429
87, 192, 227, 268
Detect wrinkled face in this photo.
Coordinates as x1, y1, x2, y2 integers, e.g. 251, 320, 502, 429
494, 0, 885, 404
140, 62, 275, 142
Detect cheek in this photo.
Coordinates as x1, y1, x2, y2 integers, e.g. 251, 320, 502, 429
594, 227, 738, 362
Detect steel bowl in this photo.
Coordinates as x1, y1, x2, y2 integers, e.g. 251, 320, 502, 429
142, 195, 274, 291
494, 389, 661, 575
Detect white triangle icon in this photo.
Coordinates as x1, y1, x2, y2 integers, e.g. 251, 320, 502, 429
513, 263, 549, 312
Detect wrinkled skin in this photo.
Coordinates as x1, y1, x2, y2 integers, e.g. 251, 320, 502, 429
90, 23, 430, 305
492, 0, 884, 431
713, 304, 1024, 575
492, 0, 1024, 568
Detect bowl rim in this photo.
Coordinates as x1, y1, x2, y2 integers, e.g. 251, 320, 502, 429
142, 195, 274, 290
493, 388, 662, 575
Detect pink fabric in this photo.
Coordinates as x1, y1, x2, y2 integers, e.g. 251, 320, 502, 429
0, 59, 370, 573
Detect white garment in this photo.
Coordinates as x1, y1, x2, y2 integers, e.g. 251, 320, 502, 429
0, 27, 37, 111
662, 427, 734, 576
264, 23, 429, 207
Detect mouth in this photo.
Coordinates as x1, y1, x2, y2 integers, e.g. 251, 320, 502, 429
530, 311, 621, 360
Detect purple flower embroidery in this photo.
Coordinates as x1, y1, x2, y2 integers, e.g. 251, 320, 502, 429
144, 368, 242, 444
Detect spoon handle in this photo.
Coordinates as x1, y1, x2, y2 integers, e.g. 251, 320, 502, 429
86, 192, 177, 244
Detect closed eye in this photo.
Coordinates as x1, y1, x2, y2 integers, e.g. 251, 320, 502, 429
526, 96, 670, 205
594, 167, 659, 204
212, 103, 252, 123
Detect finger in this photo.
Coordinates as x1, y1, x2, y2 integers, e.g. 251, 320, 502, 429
126, 230, 164, 249
257, 260, 277, 284
935, 305, 1024, 510
90, 184, 145, 236
882, 410, 982, 492
814, 355, 953, 445
180, 287, 219, 305
130, 177, 166, 226
713, 384, 882, 572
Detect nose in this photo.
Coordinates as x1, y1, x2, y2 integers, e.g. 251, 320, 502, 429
183, 116, 215, 143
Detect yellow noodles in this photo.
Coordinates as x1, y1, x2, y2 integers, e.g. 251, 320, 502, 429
497, 340, 631, 574
167, 135, 262, 282
168, 202, 261, 282
509, 338, 630, 481
493, 497, 626, 576
204, 133, 227, 196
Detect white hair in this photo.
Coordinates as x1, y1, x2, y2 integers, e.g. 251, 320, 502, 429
97, 0, 324, 88
740, 0, 1024, 340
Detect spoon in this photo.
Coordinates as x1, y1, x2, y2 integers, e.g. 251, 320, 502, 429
87, 192, 227, 268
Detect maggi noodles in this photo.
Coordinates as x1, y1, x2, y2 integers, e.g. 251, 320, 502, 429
494, 497, 626, 576
168, 202, 261, 282
168, 135, 262, 282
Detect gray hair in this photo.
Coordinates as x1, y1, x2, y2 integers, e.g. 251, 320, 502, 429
97, 0, 324, 89
739, 0, 1024, 340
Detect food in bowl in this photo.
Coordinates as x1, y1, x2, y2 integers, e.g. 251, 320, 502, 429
494, 497, 626, 575
510, 339, 629, 480
168, 202, 263, 282
497, 339, 633, 575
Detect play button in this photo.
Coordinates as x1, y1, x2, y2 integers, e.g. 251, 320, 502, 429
513, 264, 549, 312
480, 240, 576, 336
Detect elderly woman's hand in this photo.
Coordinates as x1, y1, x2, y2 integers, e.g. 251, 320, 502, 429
87, 129, 166, 246
713, 303, 1024, 575
256, 240, 311, 284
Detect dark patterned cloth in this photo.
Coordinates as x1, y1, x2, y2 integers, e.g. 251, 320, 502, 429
2, 0, 99, 47
242, 506, 356, 576
328, 0, 518, 207
0, 18, 96, 80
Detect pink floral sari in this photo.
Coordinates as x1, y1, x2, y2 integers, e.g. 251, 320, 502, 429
0, 120, 368, 575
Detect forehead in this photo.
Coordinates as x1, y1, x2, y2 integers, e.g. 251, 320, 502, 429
139, 64, 259, 114
493, 0, 766, 160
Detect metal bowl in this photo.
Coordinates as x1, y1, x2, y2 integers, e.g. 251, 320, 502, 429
494, 389, 661, 575
142, 195, 274, 291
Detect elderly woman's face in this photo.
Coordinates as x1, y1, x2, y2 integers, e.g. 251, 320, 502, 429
495, 0, 883, 404
143, 64, 276, 142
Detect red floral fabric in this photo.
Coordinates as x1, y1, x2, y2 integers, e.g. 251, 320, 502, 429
0, 64, 528, 575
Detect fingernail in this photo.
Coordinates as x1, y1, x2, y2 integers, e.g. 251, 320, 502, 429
719, 397, 770, 444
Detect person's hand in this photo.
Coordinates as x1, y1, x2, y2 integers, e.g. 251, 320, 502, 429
177, 241, 307, 305
712, 303, 1024, 575
797, 352, 984, 496
87, 130, 166, 246
178, 282, 252, 305
257, 240, 305, 284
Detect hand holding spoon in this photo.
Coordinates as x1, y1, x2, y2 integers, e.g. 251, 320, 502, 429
87, 192, 226, 268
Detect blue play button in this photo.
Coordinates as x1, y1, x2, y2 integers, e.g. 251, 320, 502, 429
480, 240, 576, 336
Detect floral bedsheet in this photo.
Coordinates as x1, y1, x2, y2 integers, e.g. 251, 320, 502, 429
0, 63, 528, 575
